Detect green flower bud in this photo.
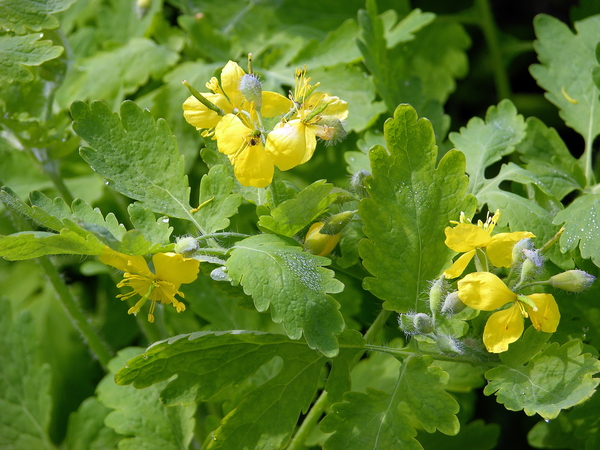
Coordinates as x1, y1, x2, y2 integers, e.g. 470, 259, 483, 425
428, 277, 446, 317
441, 291, 466, 315
550, 270, 595, 292
434, 332, 463, 355
511, 238, 534, 267
398, 313, 434, 335
320, 211, 356, 235
174, 236, 199, 257
239, 74, 263, 108
318, 117, 347, 145
349, 169, 370, 198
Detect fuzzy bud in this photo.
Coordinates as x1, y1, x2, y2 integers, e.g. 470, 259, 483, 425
428, 277, 446, 317
317, 117, 347, 145
441, 291, 466, 315
174, 236, 199, 257
434, 333, 463, 355
349, 169, 370, 198
550, 270, 596, 292
398, 313, 434, 335
511, 238, 534, 267
239, 74, 263, 108
304, 222, 341, 256
320, 211, 356, 235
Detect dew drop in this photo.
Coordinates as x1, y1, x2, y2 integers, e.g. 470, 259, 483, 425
161, 217, 169, 223
544, 418, 551, 423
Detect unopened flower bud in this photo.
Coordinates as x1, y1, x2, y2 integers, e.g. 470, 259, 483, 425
239, 74, 263, 109
434, 333, 463, 355
350, 169, 370, 198
136, 0, 152, 18
174, 236, 199, 257
550, 270, 595, 293
320, 211, 355, 235
398, 313, 434, 335
441, 290, 466, 315
511, 238, 534, 266
519, 257, 542, 285
304, 222, 342, 256
523, 249, 544, 267
317, 117, 347, 145
429, 277, 446, 317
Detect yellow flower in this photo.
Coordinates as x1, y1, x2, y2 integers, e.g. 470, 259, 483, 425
458, 272, 560, 353
100, 247, 200, 323
265, 69, 348, 171
444, 210, 535, 278
214, 112, 274, 188
304, 222, 342, 256
182, 60, 291, 133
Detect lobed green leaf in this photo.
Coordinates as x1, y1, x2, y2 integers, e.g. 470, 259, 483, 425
0, 34, 63, 85
359, 103, 475, 312
0, 0, 75, 33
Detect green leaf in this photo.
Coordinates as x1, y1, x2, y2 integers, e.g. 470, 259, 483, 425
192, 165, 243, 234
359, 104, 475, 312
484, 339, 600, 420
226, 234, 345, 356
71, 101, 207, 231
515, 117, 586, 200
322, 355, 459, 449
0, 229, 104, 260
385, 8, 435, 47
0, 0, 75, 33
115, 331, 364, 450
0, 298, 54, 450
553, 194, 600, 266
56, 38, 179, 107
65, 397, 120, 450
97, 348, 195, 450
449, 99, 527, 197
258, 180, 339, 237
530, 15, 600, 155
127, 203, 173, 246
0, 34, 63, 85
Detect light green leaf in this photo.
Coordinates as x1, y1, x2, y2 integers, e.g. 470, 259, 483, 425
553, 194, 600, 266
56, 38, 179, 107
115, 331, 363, 450
72, 101, 206, 231
515, 117, 586, 200
226, 234, 345, 356
530, 14, 600, 174
0, 34, 63, 85
385, 8, 436, 47
322, 355, 458, 449
0, 229, 104, 260
449, 99, 527, 197
192, 165, 243, 234
258, 180, 339, 237
359, 104, 475, 312
65, 397, 120, 450
0, 0, 75, 33
0, 298, 54, 450
127, 203, 173, 246
97, 348, 195, 450
484, 339, 600, 420
96, 0, 163, 45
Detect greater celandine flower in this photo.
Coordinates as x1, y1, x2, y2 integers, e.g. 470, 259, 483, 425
444, 210, 535, 278
182, 60, 291, 134
100, 247, 200, 323
457, 272, 560, 353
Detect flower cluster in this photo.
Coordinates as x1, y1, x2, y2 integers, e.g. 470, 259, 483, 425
183, 59, 348, 188
100, 247, 200, 323
398, 210, 595, 355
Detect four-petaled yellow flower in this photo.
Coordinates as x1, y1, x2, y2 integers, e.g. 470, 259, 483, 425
444, 210, 535, 279
266, 69, 348, 170
183, 60, 291, 134
457, 272, 560, 353
100, 247, 200, 323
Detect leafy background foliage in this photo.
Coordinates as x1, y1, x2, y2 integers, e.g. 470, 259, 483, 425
1, 1, 600, 450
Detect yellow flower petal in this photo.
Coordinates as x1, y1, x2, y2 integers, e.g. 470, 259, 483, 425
99, 247, 151, 277
444, 223, 492, 253
232, 140, 274, 188
457, 272, 516, 311
220, 60, 246, 109
153, 252, 200, 286
182, 93, 231, 130
214, 114, 252, 158
444, 249, 476, 279
487, 231, 535, 268
266, 120, 316, 171
525, 293, 560, 332
304, 222, 342, 256
483, 304, 524, 353
261, 91, 293, 117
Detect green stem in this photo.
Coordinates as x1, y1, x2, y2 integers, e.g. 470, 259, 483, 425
269, 178, 282, 207
182, 80, 224, 116
475, 0, 511, 100
364, 309, 392, 343
286, 389, 329, 450
38, 256, 113, 369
